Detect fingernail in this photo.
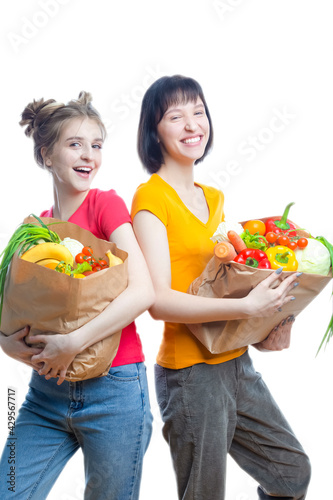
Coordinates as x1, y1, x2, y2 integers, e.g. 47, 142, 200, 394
293, 282, 299, 287
287, 315, 294, 323
290, 296, 296, 301
282, 319, 287, 326
275, 267, 283, 275
296, 272, 303, 277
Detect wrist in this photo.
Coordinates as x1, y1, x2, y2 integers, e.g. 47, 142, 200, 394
67, 328, 86, 355
238, 297, 252, 319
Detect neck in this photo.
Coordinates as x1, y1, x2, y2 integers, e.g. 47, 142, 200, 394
52, 184, 89, 221
157, 157, 196, 192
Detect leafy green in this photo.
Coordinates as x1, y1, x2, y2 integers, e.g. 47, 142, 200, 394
241, 229, 268, 251
72, 262, 92, 275
0, 215, 62, 324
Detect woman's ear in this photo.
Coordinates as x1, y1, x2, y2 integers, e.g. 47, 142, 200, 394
41, 147, 52, 168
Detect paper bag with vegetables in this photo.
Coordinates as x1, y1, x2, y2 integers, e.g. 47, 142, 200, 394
0, 215, 128, 381
187, 203, 332, 354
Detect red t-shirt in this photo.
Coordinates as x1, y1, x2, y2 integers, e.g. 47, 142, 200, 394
40, 188, 145, 367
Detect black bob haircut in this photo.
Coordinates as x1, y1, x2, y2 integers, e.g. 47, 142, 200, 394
137, 75, 214, 174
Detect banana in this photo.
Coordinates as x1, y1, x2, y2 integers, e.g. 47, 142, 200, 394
21, 242, 74, 267
36, 258, 61, 267
106, 250, 123, 267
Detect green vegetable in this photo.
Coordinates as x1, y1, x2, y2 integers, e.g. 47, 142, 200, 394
314, 236, 333, 354
0, 215, 61, 324
240, 229, 268, 251
294, 238, 330, 276
60, 237, 84, 260
315, 236, 333, 268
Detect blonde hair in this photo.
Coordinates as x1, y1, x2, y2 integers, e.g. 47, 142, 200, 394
20, 91, 106, 168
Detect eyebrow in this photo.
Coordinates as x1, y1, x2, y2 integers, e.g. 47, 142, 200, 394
164, 103, 205, 116
65, 136, 104, 142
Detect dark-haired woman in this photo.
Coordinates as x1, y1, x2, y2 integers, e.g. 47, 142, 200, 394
132, 75, 311, 500
0, 92, 154, 499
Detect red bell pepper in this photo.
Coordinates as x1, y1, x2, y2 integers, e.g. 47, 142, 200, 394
234, 249, 271, 269
265, 202, 297, 236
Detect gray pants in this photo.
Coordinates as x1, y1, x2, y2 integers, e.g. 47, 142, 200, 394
155, 351, 311, 500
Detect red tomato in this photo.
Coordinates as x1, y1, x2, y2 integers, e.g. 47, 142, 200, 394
297, 237, 308, 248
82, 246, 93, 256
92, 265, 102, 272
98, 259, 108, 268
85, 256, 96, 265
266, 232, 278, 244
288, 241, 298, 251
75, 252, 86, 264
277, 235, 290, 246
82, 270, 95, 276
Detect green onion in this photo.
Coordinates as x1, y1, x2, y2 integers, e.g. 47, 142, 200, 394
0, 214, 61, 325
316, 235, 333, 354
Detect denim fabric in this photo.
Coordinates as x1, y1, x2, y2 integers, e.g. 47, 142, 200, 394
0, 362, 153, 500
155, 351, 310, 500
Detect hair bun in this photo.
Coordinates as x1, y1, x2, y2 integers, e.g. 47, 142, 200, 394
20, 98, 64, 137
76, 91, 93, 107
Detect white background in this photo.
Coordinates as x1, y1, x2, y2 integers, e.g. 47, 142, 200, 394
1, 1, 332, 499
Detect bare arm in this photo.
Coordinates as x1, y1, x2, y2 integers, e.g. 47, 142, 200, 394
133, 210, 299, 323
0, 327, 43, 369
30, 222, 155, 383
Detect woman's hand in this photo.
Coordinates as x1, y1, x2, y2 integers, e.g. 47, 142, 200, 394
242, 269, 300, 319
29, 334, 78, 385
0, 326, 44, 369
253, 315, 295, 352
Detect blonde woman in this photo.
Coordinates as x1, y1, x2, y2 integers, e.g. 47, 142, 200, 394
0, 92, 154, 500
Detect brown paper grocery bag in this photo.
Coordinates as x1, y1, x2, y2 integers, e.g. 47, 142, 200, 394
0, 216, 128, 381
187, 218, 332, 354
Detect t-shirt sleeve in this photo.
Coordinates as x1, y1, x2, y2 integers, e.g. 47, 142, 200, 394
40, 208, 53, 217
131, 182, 168, 226
94, 189, 132, 238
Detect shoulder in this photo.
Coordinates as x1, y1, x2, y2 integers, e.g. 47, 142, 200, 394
40, 208, 53, 217
89, 188, 131, 239
131, 175, 169, 224
133, 175, 164, 200
90, 188, 127, 209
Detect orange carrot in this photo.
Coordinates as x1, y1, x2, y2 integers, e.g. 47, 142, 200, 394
214, 241, 237, 263
227, 230, 247, 254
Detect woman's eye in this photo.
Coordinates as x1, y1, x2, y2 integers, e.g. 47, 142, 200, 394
170, 115, 181, 121
69, 142, 80, 147
92, 143, 102, 149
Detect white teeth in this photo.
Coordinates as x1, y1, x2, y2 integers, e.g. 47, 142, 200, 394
74, 167, 91, 172
183, 137, 201, 144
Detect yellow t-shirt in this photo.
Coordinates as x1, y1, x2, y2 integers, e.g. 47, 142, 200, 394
131, 174, 247, 369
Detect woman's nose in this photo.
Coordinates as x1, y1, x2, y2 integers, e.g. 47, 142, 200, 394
185, 118, 198, 131
81, 145, 93, 160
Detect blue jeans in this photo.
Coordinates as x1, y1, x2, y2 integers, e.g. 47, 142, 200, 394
0, 362, 153, 500
155, 351, 311, 500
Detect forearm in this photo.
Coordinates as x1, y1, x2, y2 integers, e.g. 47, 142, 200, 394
70, 281, 154, 354
149, 287, 250, 323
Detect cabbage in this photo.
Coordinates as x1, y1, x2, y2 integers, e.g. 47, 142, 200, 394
211, 221, 244, 243
60, 237, 84, 259
294, 238, 331, 275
